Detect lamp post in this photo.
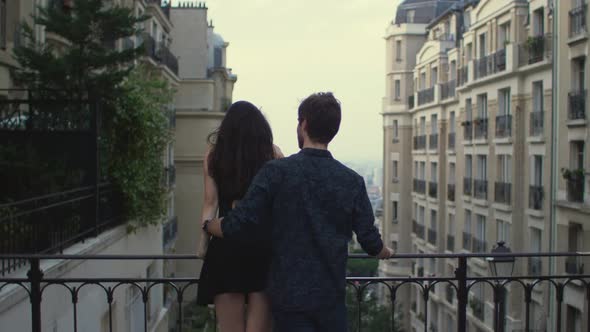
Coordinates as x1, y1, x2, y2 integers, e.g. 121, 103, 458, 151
487, 241, 515, 332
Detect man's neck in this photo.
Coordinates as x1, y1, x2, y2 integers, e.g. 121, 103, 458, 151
302, 141, 328, 150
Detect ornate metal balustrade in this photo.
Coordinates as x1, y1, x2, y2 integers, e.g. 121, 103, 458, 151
1, 252, 589, 332
417, 86, 435, 106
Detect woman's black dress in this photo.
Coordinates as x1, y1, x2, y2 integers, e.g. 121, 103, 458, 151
196, 199, 271, 305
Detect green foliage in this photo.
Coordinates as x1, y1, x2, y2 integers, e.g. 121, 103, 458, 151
561, 168, 586, 181
105, 66, 173, 230
13, 0, 147, 100
346, 286, 405, 332
347, 248, 379, 277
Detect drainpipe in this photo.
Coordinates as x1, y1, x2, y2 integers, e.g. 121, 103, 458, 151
549, 0, 558, 330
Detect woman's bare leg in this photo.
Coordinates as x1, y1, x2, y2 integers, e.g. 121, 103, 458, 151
245, 292, 272, 332
214, 293, 246, 332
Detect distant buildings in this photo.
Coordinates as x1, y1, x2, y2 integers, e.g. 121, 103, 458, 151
380, 0, 588, 331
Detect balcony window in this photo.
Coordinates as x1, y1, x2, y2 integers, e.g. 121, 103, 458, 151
530, 155, 544, 210
475, 94, 488, 139
431, 67, 438, 86
497, 219, 511, 244
531, 81, 544, 136
529, 228, 542, 275
449, 112, 456, 148
392, 120, 399, 141
394, 80, 401, 100
566, 223, 584, 274
392, 160, 398, 180
566, 141, 586, 202
475, 155, 488, 199
473, 215, 486, 252
498, 22, 511, 48
464, 99, 473, 140
392, 201, 398, 224
569, 57, 586, 121
569, 2, 587, 38
533, 8, 545, 36
495, 155, 512, 205
463, 210, 472, 250
418, 86, 435, 105
428, 210, 437, 245
496, 88, 511, 138
396, 40, 402, 61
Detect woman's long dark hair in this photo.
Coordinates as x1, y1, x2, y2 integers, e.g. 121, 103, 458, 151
207, 101, 274, 203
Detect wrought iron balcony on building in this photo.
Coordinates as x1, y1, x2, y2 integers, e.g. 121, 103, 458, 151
457, 66, 468, 87
569, 3, 588, 38
441, 79, 456, 100
530, 110, 544, 136
474, 179, 488, 200
473, 118, 488, 139
2, 252, 589, 332
529, 185, 544, 210
417, 86, 435, 106
565, 171, 585, 203
428, 229, 437, 245
463, 178, 472, 196
494, 182, 512, 205
518, 34, 553, 66
429, 133, 438, 150
495, 114, 512, 138
413, 179, 426, 195
413, 135, 426, 150
568, 90, 587, 121
143, 33, 179, 76
448, 183, 456, 202
412, 220, 425, 239
428, 181, 438, 198
474, 49, 506, 80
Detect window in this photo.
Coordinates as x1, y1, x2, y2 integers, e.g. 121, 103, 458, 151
475, 215, 486, 251
465, 155, 473, 179
414, 161, 419, 178
568, 223, 582, 252
448, 214, 455, 235
498, 22, 511, 47
406, 10, 415, 23
533, 81, 543, 113
393, 160, 399, 179
393, 120, 399, 139
466, 43, 473, 62
431, 162, 438, 183
420, 117, 426, 135
497, 220, 511, 244
450, 111, 456, 133
450, 61, 457, 80
573, 57, 586, 91
396, 40, 402, 60
431, 67, 438, 86
0, 0, 6, 49
531, 155, 543, 186
498, 155, 512, 182
498, 88, 511, 116
478, 33, 487, 58
571, 141, 585, 170
533, 8, 544, 36
214, 47, 223, 67
449, 163, 456, 184
530, 228, 542, 252
477, 94, 488, 118
392, 202, 398, 223
420, 162, 426, 180
419, 206, 425, 224
431, 114, 438, 134
394, 80, 401, 100
430, 210, 437, 230
464, 12, 471, 29
420, 72, 426, 89
476, 155, 487, 180
465, 98, 473, 121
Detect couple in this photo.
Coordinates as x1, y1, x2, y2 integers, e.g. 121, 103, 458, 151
197, 92, 394, 332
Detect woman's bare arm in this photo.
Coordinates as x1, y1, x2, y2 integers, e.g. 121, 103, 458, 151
201, 149, 219, 227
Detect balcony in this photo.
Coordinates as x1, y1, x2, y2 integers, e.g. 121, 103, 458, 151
2, 253, 589, 332
565, 172, 585, 203
447, 234, 455, 252
417, 86, 435, 106
472, 238, 487, 253
428, 182, 438, 198
413, 179, 426, 195
441, 80, 456, 100
474, 179, 488, 200
408, 95, 415, 109
448, 132, 456, 149
568, 90, 587, 121
143, 33, 179, 76
428, 229, 437, 245
529, 185, 544, 210
495, 114, 512, 138
569, 4, 588, 38
413, 135, 427, 150
463, 121, 473, 141
457, 66, 468, 87
429, 133, 438, 150
566, 257, 584, 274
463, 178, 473, 196
448, 184, 456, 202
528, 257, 542, 276
530, 111, 544, 136
474, 49, 506, 80
494, 182, 512, 205
462, 232, 471, 250
473, 118, 488, 140
518, 34, 552, 66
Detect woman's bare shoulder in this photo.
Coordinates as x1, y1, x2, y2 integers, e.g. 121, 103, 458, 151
273, 145, 284, 159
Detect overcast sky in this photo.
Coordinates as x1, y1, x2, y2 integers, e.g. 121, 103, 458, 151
171, 0, 400, 162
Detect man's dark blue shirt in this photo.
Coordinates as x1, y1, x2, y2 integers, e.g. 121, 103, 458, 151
221, 148, 384, 312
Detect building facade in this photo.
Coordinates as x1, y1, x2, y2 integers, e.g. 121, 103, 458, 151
380, 0, 588, 331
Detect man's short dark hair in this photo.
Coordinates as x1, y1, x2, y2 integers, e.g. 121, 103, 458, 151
298, 92, 341, 144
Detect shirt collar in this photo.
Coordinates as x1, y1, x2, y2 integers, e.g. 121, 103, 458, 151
299, 148, 333, 158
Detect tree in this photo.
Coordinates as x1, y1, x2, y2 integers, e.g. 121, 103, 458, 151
13, 0, 146, 100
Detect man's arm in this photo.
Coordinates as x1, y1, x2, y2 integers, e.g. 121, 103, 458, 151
205, 162, 280, 241
352, 179, 394, 259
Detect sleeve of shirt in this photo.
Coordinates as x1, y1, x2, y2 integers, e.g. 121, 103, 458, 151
351, 178, 384, 256
221, 161, 280, 242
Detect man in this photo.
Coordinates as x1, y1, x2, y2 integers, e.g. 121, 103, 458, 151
204, 92, 394, 331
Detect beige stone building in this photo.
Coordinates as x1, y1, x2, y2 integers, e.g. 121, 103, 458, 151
379, 0, 589, 331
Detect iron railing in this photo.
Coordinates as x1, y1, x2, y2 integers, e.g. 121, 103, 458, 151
142, 34, 179, 75
495, 114, 512, 138
441, 80, 456, 100
529, 185, 544, 210
413, 179, 426, 195
474, 118, 488, 139
474, 179, 488, 200
518, 34, 552, 66
448, 183, 456, 202
463, 178, 472, 196
428, 182, 438, 198
494, 182, 512, 205
448, 132, 456, 149
463, 121, 472, 141
530, 111, 544, 136
429, 133, 438, 150
417, 86, 435, 106
413, 135, 426, 150
568, 90, 587, 120
457, 66, 468, 87
569, 4, 588, 38
427, 229, 437, 245
474, 49, 506, 80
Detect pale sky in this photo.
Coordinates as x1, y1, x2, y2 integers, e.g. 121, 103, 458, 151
172, 0, 401, 162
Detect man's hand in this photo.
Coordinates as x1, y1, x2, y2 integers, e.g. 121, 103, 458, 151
376, 246, 395, 259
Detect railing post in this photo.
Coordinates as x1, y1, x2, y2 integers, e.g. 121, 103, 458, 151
28, 258, 43, 332
455, 256, 467, 332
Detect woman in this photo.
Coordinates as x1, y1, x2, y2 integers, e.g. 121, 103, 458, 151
197, 101, 283, 332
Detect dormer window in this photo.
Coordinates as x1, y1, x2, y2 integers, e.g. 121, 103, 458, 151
406, 10, 415, 23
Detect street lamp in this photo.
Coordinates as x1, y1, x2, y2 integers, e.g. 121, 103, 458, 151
487, 241, 515, 332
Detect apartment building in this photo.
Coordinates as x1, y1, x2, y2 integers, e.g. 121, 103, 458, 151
381, 0, 570, 331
